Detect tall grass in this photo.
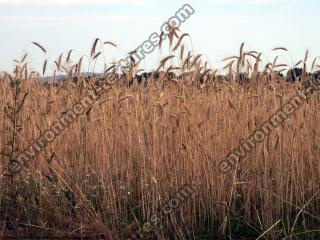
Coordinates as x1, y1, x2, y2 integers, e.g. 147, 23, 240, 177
0, 33, 320, 239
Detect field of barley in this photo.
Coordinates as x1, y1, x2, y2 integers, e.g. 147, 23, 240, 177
1, 29, 320, 239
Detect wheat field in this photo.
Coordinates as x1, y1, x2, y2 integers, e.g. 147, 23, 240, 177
0, 30, 320, 239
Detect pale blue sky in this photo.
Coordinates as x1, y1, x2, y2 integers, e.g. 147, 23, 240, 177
0, 0, 318, 74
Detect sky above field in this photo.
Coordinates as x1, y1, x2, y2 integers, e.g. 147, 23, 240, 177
0, 0, 319, 74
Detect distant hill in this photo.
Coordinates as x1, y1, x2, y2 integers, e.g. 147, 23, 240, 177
42, 72, 105, 83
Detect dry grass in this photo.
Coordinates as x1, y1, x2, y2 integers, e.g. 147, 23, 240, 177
0, 33, 320, 239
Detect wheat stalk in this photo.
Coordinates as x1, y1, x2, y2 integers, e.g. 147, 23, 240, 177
173, 33, 189, 51
32, 42, 47, 53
